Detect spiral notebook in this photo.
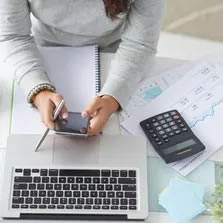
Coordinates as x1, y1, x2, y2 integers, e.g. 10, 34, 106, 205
10, 45, 101, 134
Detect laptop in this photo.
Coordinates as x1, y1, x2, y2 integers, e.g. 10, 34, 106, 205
0, 134, 148, 220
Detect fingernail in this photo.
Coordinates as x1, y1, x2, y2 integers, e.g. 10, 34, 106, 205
82, 111, 88, 118
62, 113, 69, 119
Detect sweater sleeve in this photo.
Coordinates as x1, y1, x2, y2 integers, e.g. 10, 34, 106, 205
99, 0, 166, 108
0, 0, 52, 98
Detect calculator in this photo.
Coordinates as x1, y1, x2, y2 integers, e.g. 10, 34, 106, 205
140, 110, 205, 163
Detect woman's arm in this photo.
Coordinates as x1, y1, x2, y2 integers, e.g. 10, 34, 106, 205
0, 0, 68, 129
0, 0, 52, 98
82, 0, 166, 135
99, 0, 166, 108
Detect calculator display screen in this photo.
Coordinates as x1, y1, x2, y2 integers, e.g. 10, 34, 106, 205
163, 139, 196, 155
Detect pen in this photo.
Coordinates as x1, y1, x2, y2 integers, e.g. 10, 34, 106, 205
35, 99, 65, 152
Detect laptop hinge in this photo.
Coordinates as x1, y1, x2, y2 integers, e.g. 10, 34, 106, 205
20, 213, 128, 220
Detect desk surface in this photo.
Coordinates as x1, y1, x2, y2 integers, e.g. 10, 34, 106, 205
0, 53, 217, 223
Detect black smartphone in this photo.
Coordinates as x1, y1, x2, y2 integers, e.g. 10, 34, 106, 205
54, 112, 90, 136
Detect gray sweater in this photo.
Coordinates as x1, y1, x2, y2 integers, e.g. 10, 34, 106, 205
0, 0, 165, 108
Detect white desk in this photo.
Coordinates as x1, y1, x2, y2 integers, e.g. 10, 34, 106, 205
0, 53, 218, 223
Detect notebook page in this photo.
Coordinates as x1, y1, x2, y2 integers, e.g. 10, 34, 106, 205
11, 46, 97, 134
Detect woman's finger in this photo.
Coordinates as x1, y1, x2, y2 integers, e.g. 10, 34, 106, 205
88, 109, 109, 135
82, 96, 102, 118
41, 100, 55, 129
52, 93, 64, 107
88, 116, 104, 135
60, 105, 69, 119
51, 93, 69, 118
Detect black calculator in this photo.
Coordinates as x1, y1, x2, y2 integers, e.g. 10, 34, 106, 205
140, 110, 205, 163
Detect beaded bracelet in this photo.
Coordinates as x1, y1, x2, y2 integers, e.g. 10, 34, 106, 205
27, 83, 56, 104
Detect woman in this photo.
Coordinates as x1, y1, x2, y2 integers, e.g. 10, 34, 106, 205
0, 0, 165, 135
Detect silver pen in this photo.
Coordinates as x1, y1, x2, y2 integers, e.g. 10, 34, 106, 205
35, 99, 65, 152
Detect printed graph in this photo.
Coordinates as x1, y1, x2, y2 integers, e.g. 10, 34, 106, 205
189, 100, 223, 128
169, 63, 223, 129
143, 86, 163, 100
120, 77, 169, 119
120, 62, 190, 121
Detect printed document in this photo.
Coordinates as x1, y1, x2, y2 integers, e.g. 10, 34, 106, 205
120, 61, 196, 157
120, 62, 196, 121
122, 60, 223, 175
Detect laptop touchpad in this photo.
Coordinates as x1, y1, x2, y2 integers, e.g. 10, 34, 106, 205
53, 136, 100, 164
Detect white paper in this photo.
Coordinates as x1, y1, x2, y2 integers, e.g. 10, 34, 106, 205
120, 66, 190, 121
120, 76, 169, 120
122, 60, 223, 175
120, 61, 196, 157
11, 46, 97, 134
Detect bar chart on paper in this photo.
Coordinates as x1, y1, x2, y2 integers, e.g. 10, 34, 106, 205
120, 61, 196, 121
120, 67, 187, 120
120, 76, 168, 120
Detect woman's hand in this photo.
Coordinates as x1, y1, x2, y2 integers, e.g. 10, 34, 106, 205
33, 90, 69, 129
82, 95, 120, 135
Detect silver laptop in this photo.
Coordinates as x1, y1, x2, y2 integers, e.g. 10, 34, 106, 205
0, 134, 148, 220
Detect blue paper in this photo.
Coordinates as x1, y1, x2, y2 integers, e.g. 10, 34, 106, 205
159, 178, 206, 223
170, 178, 205, 201
147, 157, 215, 212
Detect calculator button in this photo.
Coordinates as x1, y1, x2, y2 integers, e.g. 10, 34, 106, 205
152, 133, 157, 138
175, 130, 181, 135
162, 124, 169, 129
176, 120, 182, 124
173, 115, 180, 120
166, 117, 173, 122
153, 122, 159, 127
182, 128, 188, 132
157, 115, 164, 121
158, 130, 165, 135
169, 121, 175, 126
171, 125, 178, 130
163, 113, 170, 118
148, 129, 154, 133
165, 128, 171, 133
154, 138, 160, 142
164, 139, 169, 143
151, 118, 157, 123
156, 126, 162, 131
157, 141, 163, 145
179, 123, 185, 128
170, 111, 177, 116
159, 120, 166, 125
145, 123, 151, 129
168, 132, 175, 137
162, 135, 168, 139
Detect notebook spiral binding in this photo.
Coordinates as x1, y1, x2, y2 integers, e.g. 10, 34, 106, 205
95, 46, 101, 95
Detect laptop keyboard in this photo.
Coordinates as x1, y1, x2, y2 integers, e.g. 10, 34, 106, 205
11, 168, 137, 211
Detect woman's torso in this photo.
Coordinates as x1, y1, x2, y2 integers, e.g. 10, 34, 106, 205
29, 0, 128, 47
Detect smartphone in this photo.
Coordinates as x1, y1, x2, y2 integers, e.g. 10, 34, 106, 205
54, 112, 90, 136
